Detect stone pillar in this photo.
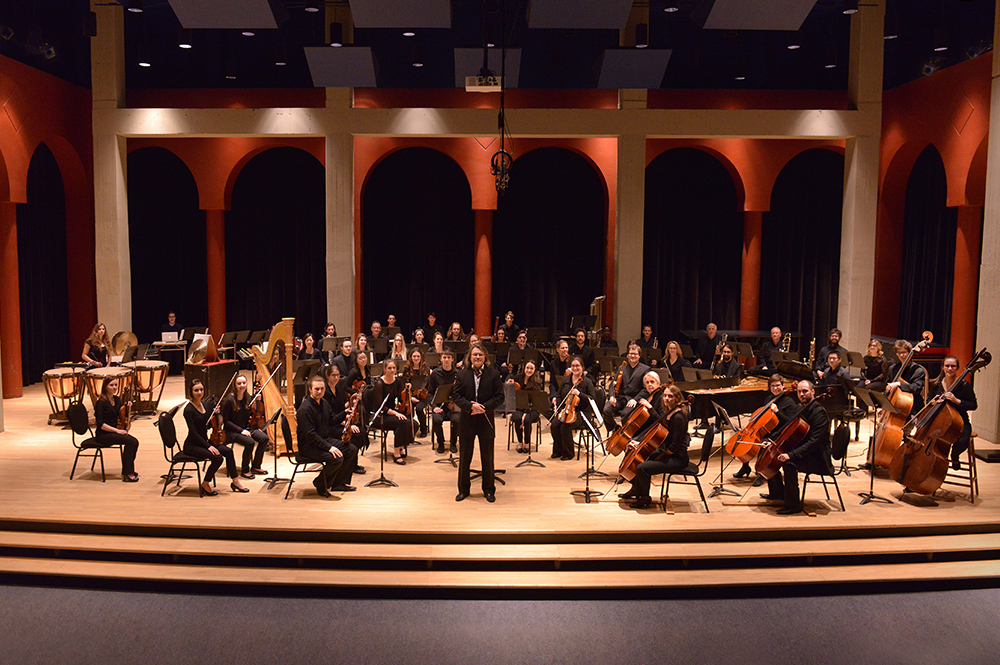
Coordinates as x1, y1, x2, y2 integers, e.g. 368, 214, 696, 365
205, 209, 226, 338
614, 133, 645, 343
950, 205, 982, 365
740, 210, 763, 331
325, 115, 355, 335
474, 209, 493, 336
0, 201, 23, 398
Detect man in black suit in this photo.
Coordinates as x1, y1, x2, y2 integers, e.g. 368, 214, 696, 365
569, 328, 598, 382
602, 343, 649, 433
296, 375, 352, 496
452, 343, 504, 503
331, 337, 355, 376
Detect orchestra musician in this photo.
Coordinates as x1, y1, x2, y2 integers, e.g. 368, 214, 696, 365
220, 374, 270, 479
446, 322, 466, 342
816, 349, 850, 387
635, 325, 655, 350
430, 331, 446, 356
494, 327, 507, 344
508, 358, 544, 452
814, 328, 846, 379
323, 322, 337, 338
598, 326, 618, 349
760, 380, 833, 515
93, 377, 140, 482
371, 358, 414, 465
390, 333, 408, 363
331, 338, 355, 377
602, 343, 650, 434
355, 334, 375, 365
295, 375, 347, 497
425, 312, 444, 340
547, 340, 572, 393
861, 339, 888, 391
498, 311, 519, 342
663, 341, 692, 383
713, 343, 743, 379
756, 327, 784, 369
342, 345, 372, 388
427, 348, 460, 454
693, 323, 720, 367
929, 356, 978, 470
297, 332, 323, 361
733, 373, 797, 482
82, 323, 111, 367
549, 356, 596, 461
619, 384, 691, 510
183, 379, 247, 496
404, 347, 431, 438
161, 311, 182, 335
453, 343, 505, 502
569, 328, 599, 382
370, 321, 384, 342
411, 328, 425, 346
386, 314, 397, 330
886, 339, 927, 413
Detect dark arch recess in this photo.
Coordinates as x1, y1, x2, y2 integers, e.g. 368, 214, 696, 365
492, 148, 605, 334
18, 143, 70, 384
362, 147, 474, 337
759, 149, 844, 352
127, 147, 207, 346
642, 148, 742, 343
226, 147, 326, 339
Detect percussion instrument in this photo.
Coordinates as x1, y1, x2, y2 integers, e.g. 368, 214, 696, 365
84, 366, 134, 407
125, 360, 169, 414
42, 367, 85, 424
111, 331, 138, 356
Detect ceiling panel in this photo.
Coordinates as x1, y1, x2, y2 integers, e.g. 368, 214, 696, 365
305, 47, 377, 87
528, 0, 633, 30
168, 0, 278, 29
350, 0, 452, 29
598, 49, 671, 89
703, 0, 817, 32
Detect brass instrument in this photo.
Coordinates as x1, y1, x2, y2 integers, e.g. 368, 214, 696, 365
780, 332, 791, 353
710, 333, 728, 374
652, 337, 659, 350
588, 295, 606, 345
808, 338, 816, 367
251, 318, 298, 455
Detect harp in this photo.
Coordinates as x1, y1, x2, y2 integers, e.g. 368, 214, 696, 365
252, 318, 298, 454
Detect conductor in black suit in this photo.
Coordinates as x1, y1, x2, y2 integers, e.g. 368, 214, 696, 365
453, 342, 505, 503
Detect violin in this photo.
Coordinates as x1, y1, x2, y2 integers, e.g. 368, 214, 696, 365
613, 360, 627, 396
872, 331, 932, 467
205, 395, 226, 447
557, 374, 586, 424
343, 383, 366, 443
117, 399, 132, 432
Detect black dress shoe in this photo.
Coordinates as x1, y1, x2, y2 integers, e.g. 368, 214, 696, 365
732, 466, 750, 479
629, 497, 652, 509
393, 457, 406, 465
759, 493, 782, 501
437, 445, 445, 453
455, 492, 469, 502
550, 453, 561, 459
752, 476, 764, 487
353, 466, 367, 475
449, 444, 458, 453
951, 457, 961, 470
230, 482, 250, 493
561, 454, 574, 461
240, 472, 255, 480
485, 493, 496, 503
313, 478, 331, 497
618, 490, 638, 499
251, 467, 267, 476
201, 486, 219, 496
777, 504, 803, 515
331, 484, 357, 492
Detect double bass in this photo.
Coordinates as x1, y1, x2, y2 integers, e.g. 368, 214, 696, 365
872, 331, 932, 467
889, 348, 990, 494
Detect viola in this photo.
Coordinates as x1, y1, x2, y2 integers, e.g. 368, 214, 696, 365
398, 381, 412, 416
872, 331, 932, 467
603, 385, 666, 456
558, 391, 580, 424
724, 387, 793, 463
117, 399, 132, 432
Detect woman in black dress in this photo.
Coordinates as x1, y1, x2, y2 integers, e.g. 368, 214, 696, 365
663, 340, 692, 383
220, 373, 270, 479
549, 356, 596, 460
371, 359, 414, 464
183, 379, 247, 495
297, 333, 324, 361
82, 323, 111, 367
94, 377, 140, 482
508, 359, 544, 452
861, 339, 888, 392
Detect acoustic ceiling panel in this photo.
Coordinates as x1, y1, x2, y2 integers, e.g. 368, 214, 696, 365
305, 47, 377, 88
528, 0, 633, 30
703, 0, 817, 31
597, 50, 671, 89
350, 0, 451, 29
454, 49, 522, 88
168, 0, 278, 29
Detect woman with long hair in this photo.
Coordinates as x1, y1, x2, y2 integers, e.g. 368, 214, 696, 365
93, 377, 140, 482
82, 323, 111, 367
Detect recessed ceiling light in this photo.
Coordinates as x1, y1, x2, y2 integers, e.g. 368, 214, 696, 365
734, 75, 745, 81
664, 6, 679, 12
403, 31, 415, 37
139, 60, 151, 67
276, 60, 286, 66
304, 1, 320, 13
226, 75, 236, 79
242, 31, 255, 37
127, 0, 144, 13
412, 61, 423, 67
787, 44, 800, 50
825, 63, 837, 69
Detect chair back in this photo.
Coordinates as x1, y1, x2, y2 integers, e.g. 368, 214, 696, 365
156, 404, 182, 460
831, 423, 851, 461
694, 425, 716, 476
280, 414, 296, 457
67, 401, 91, 437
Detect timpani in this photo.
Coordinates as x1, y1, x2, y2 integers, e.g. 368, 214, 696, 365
42, 367, 85, 424
83, 366, 134, 407
125, 360, 169, 414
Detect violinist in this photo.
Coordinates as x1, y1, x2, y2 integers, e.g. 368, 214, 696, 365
323, 366, 362, 489
569, 328, 598, 382
220, 374, 270, 479
760, 380, 833, 515
497, 311, 519, 342
322, 363, 346, 412
508, 359, 544, 452
814, 328, 846, 379
342, 346, 372, 389
427, 348, 460, 454
183, 379, 247, 496
886, 339, 927, 412
297, 332, 324, 361
693, 322, 719, 367
929, 356, 978, 470
332, 360, 371, 472
663, 341, 692, 383
93, 378, 140, 482
425, 312, 444, 340
404, 347, 431, 438
713, 343, 742, 379
602, 343, 650, 434
733, 374, 796, 482
493, 327, 511, 375
620, 384, 691, 509
861, 339, 888, 391
295, 375, 347, 496
369, 321, 385, 361
756, 327, 784, 370
816, 349, 850, 387
549, 356, 596, 461
372, 359, 413, 465
82, 323, 111, 367
332, 338, 355, 377
547, 340, 572, 401
390, 333, 408, 363
453, 343, 505, 503
598, 326, 618, 350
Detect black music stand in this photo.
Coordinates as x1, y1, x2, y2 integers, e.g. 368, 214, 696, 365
857, 388, 897, 505
515, 390, 549, 469
570, 399, 604, 503
525, 327, 550, 346
431, 385, 459, 468
260, 408, 288, 491
707, 402, 741, 498
371, 336, 389, 358
365, 390, 398, 488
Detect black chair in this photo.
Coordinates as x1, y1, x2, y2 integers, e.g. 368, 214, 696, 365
157, 404, 205, 496
659, 425, 715, 513
68, 401, 117, 482
280, 414, 323, 499
801, 424, 847, 511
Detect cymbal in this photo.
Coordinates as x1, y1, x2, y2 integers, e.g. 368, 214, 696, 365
187, 339, 207, 364
111, 331, 138, 355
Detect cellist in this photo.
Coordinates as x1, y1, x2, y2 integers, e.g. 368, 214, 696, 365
549, 356, 595, 460
619, 384, 690, 509
601, 343, 650, 435
928, 356, 978, 470
733, 374, 797, 482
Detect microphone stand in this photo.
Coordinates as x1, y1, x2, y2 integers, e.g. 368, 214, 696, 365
365, 390, 397, 488
707, 402, 740, 498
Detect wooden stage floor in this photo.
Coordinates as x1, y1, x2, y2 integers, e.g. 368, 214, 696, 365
1, 376, 998, 591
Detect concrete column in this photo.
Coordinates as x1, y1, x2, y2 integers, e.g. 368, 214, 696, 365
973, 1, 1000, 442
740, 210, 763, 331
614, 134, 645, 343
206, 209, 226, 338
0, 202, 22, 398
326, 117, 355, 335
839, 0, 884, 353
474, 209, 493, 336
950, 205, 982, 365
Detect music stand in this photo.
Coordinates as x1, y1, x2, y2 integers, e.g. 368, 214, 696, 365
570, 398, 605, 503
260, 408, 289, 491
707, 402, 741, 498
365, 390, 398, 488
641, 347, 664, 366
857, 388, 897, 505
425, 352, 441, 368
515, 390, 549, 469
431, 385, 459, 467
384, 326, 401, 339
371, 336, 389, 358
525, 327, 550, 346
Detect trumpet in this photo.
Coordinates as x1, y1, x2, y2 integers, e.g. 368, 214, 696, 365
808, 338, 816, 367
710, 333, 728, 374
780, 332, 791, 353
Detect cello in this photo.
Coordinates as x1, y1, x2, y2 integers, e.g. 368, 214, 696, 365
603, 384, 665, 456
754, 416, 810, 480
889, 349, 990, 494
618, 397, 693, 482
724, 386, 794, 463
872, 331, 933, 467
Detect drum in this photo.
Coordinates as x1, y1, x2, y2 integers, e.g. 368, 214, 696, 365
125, 360, 169, 413
42, 367, 85, 424
84, 366, 134, 407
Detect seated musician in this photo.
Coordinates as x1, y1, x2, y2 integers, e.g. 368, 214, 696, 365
509, 359, 544, 452
760, 380, 833, 515
570, 328, 599, 383
733, 373, 796, 482
427, 348, 460, 454
94, 377, 140, 482
814, 328, 846, 379
296, 375, 347, 497
370, 320, 383, 343
602, 343, 650, 434
713, 343, 742, 379
929, 356, 978, 470
161, 311, 182, 335
550, 356, 596, 460
430, 331, 446, 356
494, 327, 507, 344
663, 341, 691, 383
425, 312, 444, 340
342, 347, 372, 389
221, 374, 270, 479
498, 311, 519, 342
635, 325, 656, 350
816, 350, 850, 386
886, 339, 927, 412
331, 338, 355, 376
620, 384, 691, 510
445, 322, 466, 342
323, 322, 337, 338
457, 333, 482, 369
386, 314, 397, 330
861, 339, 888, 391
411, 328, 425, 346
693, 322, 719, 368
547, 340, 572, 403
616, 371, 665, 443
756, 327, 783, 369
404, 347, 431, 438
82, 323, 111, 367
297, 332, 324, 361
322, 369, 363, 489
599, 326, 618, 350
333, 361, 370, 471
371, 358, 414, 465
390, 333, 408, 363
183, 379, 246, 496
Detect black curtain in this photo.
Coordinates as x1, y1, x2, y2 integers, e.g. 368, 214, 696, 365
17, 143, 70, 384
899, 145, 955, 346
128, 147, 207, 344
759, 149, 844, 351
227, 148, 326, 339
493, 148, 605, 334
642, 148, 742, 342
362, 148, 474, 336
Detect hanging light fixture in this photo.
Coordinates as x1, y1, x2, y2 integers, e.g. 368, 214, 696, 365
329, 21, 343, 47
635, 23, 648, 49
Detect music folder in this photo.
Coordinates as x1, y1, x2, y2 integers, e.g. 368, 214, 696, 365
432, 383, 453, 405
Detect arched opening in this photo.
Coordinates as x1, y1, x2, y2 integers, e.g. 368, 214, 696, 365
899, 145, 955, 345
760, 148, 844, 348
17, 142, 69, 384
128, 147, 206, 344
362, 147, 474, 336
227, 147, 326, 338
643, 148, 742, 341
493, 147, 605, 333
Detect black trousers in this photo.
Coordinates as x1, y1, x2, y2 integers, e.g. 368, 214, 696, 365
228, 429, 269, 473
432, 409, 460, 446
631, 456, 688, 499
378, 414, 413, 450
184, 442, 237, 482
94, 431, 139, 476
767, 460, 803, 507
298, 448, 345, 489
512, 409, 540, 443
458, 413, 496, 495
550, 419, 580, 458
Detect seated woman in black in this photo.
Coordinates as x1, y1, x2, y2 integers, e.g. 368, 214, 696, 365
220, 373, 270, 479
371, 359, 414, 465
549, 356, 596, 460
297, 332, 324, 361
620, 384, 690, 509
929, 355, 978, 470
663, 340, 692, 383
508, 359, 545, 452
183, 379, 247, 495
94, 377, 140, 482
403, 348, 431, 438
861, 339, 888, 392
